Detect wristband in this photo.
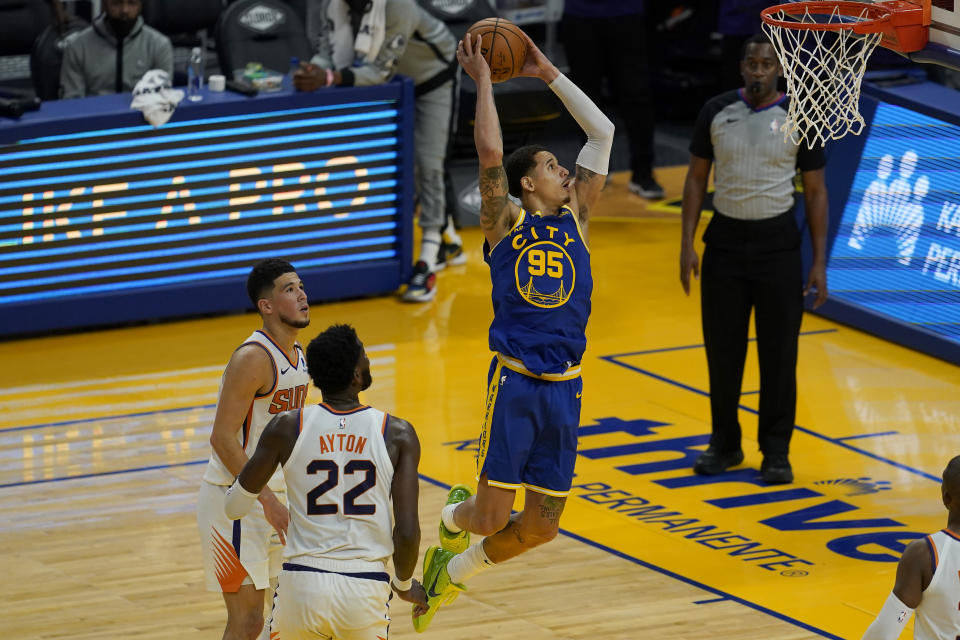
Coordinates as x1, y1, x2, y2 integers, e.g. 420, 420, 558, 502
325, 68, 334, 87
392, 576, 413, 592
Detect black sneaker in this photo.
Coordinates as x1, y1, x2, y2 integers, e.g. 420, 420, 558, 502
628, 174, 665, 200
761, 454, 793, 484
693, 447, 744, 475
435, 241, 466, 272
401, 261, 437, 302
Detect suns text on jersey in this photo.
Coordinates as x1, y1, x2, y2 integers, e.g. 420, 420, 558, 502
269, 384, 308, 413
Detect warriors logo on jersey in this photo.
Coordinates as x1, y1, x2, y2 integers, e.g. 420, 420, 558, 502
514, 239, 576, 308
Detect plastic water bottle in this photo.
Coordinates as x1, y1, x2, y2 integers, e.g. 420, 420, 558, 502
288, 57, 299, 90
187, 47, 204, 102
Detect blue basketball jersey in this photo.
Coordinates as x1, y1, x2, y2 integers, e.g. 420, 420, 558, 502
484, 206, 592, 376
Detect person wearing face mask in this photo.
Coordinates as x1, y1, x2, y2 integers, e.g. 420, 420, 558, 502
60, 0, 172, 99
679, 33, 829, 485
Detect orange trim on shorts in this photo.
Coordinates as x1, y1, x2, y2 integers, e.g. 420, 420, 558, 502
211, 529, 248, 592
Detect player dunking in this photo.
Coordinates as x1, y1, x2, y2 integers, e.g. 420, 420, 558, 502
225, 324, 428, 639
861, 455, 960, 640
198, 258, 310, 640
412, 30, 614, 631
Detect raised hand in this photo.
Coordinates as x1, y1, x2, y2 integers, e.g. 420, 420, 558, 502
457, 33, 491, 84
516, 33, 556, 82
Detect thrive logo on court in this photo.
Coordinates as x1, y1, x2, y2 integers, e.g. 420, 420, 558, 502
443, 415, 931, 573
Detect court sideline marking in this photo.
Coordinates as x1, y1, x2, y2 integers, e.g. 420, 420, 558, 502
600, 328, 941, 484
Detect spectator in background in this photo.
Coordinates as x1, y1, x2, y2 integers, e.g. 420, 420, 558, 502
296, 0, 463, 303
717, 0, 776, 91
560, 0, 663, 200
60, 0, 172, 99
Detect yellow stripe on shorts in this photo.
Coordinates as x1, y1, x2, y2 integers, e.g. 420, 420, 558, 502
476, 360, 504, 481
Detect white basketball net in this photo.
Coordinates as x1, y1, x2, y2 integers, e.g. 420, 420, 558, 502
762, 4, 885, 147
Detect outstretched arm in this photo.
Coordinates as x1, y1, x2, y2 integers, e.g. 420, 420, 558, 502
518, 36, 614, 231
458, 33, 520, 249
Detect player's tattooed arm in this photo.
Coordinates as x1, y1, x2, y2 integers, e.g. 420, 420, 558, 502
574, 165, 600, 223
479, 165, 513, 231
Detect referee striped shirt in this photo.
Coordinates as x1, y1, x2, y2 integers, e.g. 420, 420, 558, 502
690, 89, 825, 220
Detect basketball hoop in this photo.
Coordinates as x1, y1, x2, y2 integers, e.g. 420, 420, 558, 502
760, 1, 930, 147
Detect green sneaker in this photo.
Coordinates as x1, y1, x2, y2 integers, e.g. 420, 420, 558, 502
439, 483, 473, 553
412, 545, 466, 633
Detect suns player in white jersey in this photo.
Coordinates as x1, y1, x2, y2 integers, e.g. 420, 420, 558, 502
862, 455, 960, 640
225, 323, 428, 639
198, 258, 311, 640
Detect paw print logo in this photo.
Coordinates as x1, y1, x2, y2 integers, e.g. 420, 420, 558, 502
848, 151, 926, 266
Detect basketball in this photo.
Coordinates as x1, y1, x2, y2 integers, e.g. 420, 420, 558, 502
465, 17, 528, 83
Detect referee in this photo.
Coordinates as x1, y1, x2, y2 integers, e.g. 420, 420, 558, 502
679, 33, 828, 485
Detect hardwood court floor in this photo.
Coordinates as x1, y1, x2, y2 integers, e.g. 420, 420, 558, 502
1, 169, 957, 639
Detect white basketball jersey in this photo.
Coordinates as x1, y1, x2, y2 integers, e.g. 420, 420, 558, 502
203, 330, 309, 491
282, 403, 395, 572
915, 529, 960, 640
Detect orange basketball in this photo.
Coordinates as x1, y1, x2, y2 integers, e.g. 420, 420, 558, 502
465, 17, 528, 83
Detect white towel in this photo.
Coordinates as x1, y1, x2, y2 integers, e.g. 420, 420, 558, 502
130, 69, 184, 128
327, 0, 387, 69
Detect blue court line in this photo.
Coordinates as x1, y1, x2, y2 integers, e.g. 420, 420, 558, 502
836, 431, 899, 442
0, 459, 207, 489
0, 446, 840, 638
600, 345, 941, 484
417, 474, 840, 639
693, 596, 731, 605
603, 328, 839, 359
741, 390, 760, 395
2, 403, 216, 434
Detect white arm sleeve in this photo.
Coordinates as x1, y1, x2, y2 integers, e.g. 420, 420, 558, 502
548, 73, 615, 176
224, 479, 260, 520
862, 592, 913, 640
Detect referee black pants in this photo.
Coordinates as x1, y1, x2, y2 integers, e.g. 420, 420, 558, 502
700, 210, 804, 457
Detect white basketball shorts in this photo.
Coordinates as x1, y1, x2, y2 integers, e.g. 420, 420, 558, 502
273, 564, 392, 640
197, 480, 284, 592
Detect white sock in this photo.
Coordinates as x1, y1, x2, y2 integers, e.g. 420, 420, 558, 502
447, 541, 495, 585
258, 579, 278, 640
443, 219, 461, 246
419, 228, 442, 271
441, 503, 461, 533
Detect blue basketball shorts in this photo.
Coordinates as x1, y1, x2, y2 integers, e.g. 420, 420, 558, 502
476, 355, 582, 497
